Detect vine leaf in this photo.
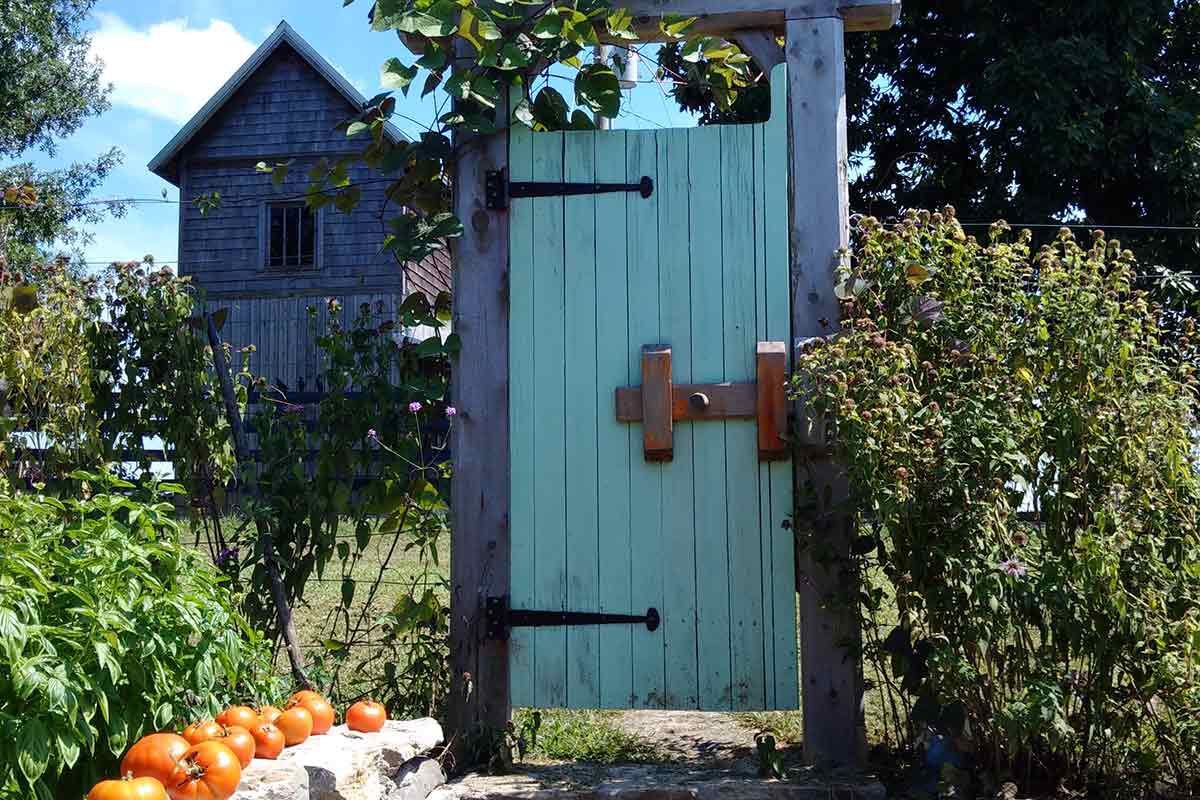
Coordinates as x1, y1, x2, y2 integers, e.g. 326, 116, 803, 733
575, 63, 621, 119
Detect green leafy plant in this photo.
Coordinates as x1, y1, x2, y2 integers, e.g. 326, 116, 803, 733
0, 259, 239, 502
230, 293, 453, 717
792, 209, 1200, 796
0, 471, 282, 800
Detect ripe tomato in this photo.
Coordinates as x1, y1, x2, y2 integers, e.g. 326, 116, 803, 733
345, 700, 387, 733
275, 706, 313, 746
215, 725, 255, 768
87, 775, 170, 800
289, 696, 335, 735
121, 732, 190, 786
215, 705, 259, 731
250, 722, 285, 759
165, 740, 242, 800
256, 705, 282, 724
288, 690, 323, 706
182, 720, 223, 746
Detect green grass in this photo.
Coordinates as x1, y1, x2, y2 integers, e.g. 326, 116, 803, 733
190, 517, 447, 700
512, 709, 665, 765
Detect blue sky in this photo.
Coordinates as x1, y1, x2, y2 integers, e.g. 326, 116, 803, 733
18, 1, 698, 269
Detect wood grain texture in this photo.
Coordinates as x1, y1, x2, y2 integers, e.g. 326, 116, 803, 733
615, 0, 901, 37
506, 71, 796, 711
756, 341, 789, 461
625, 130, 666, 707
531, 130, 569, 708
640, 345, 674, 462
787, 18, 864, 765
593, 130, 634, 709
446, 38, 510, 746
563, 130, 601, 708
763, 66, 800, 709
614, 382, 757, 422
687, 124, 734, 710
507, 113, 536, 708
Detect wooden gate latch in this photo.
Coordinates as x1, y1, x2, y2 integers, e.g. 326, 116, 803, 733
614, 342, 789, 463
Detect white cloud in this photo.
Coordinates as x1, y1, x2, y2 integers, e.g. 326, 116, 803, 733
90, 13, 257, 124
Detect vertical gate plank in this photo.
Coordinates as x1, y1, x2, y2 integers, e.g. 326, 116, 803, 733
656, 128, 700, 708
721, 123, 767, 711
531, 131, 568, 707
594, 130, 633, 709
753, 120, 775, 710
626, 130, 665, 707
563, 130, 600, 708
688, 126, 733, 710
508, 120, 536, 708
764, 63, 799, 709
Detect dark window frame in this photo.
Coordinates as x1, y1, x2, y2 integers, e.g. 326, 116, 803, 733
263, 201, 319, 270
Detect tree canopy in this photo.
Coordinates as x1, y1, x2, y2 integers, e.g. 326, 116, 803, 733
0, 0, 119, 273
667, 0, 1200, 275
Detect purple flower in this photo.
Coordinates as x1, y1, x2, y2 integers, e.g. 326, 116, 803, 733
367, 428, 378, 440
409, 401, 423, 413
445, 406, 458, 418
999, 557, 1027, 578
216, 547, 239, 567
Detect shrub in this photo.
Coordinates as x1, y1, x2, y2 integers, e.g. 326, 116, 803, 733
0, 471, 283, 799
792, 209, 1200, 795
231, 294, 452, 718
0, 259, 237, 498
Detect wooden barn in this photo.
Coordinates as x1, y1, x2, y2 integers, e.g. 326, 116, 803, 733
148, 21, 449, 391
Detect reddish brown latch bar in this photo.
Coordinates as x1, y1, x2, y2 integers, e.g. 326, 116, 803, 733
616, 341, 789, 462
756, 341, 789, 461
640, 345, 674, 462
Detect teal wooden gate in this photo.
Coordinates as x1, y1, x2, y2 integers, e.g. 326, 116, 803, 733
508, 66, 796, 711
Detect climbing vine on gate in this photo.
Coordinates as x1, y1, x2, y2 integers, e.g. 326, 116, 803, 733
252, 1, 762, 272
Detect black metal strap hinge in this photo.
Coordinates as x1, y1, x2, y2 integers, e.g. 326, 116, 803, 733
485, 169, 654, 211
485, 595, 660, 640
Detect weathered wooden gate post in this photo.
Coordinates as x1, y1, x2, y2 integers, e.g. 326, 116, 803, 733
786, 8, 861, 767
447, 38, 513, 756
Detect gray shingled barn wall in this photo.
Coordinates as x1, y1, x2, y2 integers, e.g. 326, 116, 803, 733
175, 43, 413, 389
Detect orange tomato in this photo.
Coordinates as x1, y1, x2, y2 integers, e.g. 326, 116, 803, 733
250, 722, 285, 759
215, 705, 259, 730
275, 706, 313, 746
256, 705, 282, 724
288, 690, 323, 706
289, 696, 335, 735
345, 700, 387, 733
182, 719, 223, 746
215, 725, 255, 768
120, 732, 190, 786
165, 740, 241, 800
87, 775, 170, 800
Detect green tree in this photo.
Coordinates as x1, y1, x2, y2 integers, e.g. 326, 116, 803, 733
0, 0, 121, 273
666, 2, 1200, 275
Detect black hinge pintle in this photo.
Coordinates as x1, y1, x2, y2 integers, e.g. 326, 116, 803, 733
485, 169, 654, 210
485, 595, 660, 640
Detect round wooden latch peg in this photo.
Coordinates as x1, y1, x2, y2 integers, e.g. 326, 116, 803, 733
689, 392, 710, 412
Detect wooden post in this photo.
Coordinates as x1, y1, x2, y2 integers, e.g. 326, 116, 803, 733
786, 12, 864, 766
446, 39, 512, 762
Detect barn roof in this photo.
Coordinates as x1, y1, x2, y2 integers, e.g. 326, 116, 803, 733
148, 20, 405, 183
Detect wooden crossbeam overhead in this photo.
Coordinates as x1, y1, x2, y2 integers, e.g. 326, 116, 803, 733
618, 0, 900, 38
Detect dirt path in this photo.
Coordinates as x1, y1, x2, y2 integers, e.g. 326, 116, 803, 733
611, 711, 762, 769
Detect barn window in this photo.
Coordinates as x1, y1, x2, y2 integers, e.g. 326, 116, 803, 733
266, 202, 317, 268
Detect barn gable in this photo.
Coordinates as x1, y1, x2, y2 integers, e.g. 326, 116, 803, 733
147, 21, 451, 391
149, 21, 401, 184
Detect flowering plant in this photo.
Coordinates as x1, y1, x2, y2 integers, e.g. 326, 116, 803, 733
792, 209, 1200, 793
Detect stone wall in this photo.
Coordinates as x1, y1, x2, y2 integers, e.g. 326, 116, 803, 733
234, 718, 446, 800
